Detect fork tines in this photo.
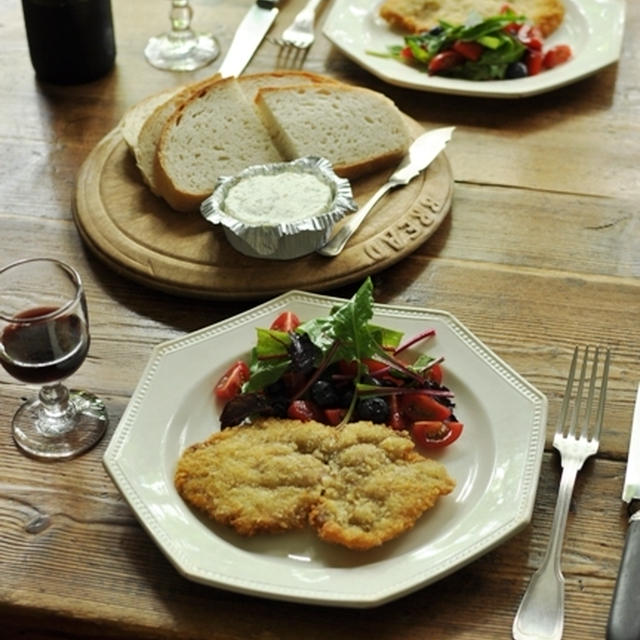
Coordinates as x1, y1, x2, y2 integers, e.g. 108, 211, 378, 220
557, 345, 610, 441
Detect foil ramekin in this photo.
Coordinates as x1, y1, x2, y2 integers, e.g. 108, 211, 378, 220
200, 156, 356, 260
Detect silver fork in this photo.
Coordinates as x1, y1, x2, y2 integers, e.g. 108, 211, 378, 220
512, 345, 610, 640
272, 0, 323, 50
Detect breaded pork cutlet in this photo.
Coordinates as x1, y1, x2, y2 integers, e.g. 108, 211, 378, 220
175, 418, 454, 550
379, 0, 565, 38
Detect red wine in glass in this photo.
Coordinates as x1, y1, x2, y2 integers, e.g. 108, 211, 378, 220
1, 306, 89, 384
0, 259, 108, 460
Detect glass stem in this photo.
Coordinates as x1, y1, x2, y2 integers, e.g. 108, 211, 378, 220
37, 383, 76, 436
169, 0, 195, 39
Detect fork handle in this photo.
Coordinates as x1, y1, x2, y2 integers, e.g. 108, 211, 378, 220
513, 461, 579, 640
607, 516, 640, 640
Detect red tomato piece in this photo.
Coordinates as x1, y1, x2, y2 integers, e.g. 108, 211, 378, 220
412, 421, 463, 448
452, 40, 484, 61
428, 50, 464, 75
323, 407, 346, 426
517, 24, 543, 50
525, 48, 544, 76
270, 311, 300, 332
401, 46, 413, 60
287, 399, 323, 422
426, 362, 443, 385
543, 44, 572, 69
214, 361, 250, 402
399, 392, 452, 422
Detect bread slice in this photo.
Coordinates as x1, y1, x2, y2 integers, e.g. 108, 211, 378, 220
236, 70, 339, 103
155, 77, 284, 212
120, 86, 180, 150
379, 0, 565, 37
254, 84, 412, 179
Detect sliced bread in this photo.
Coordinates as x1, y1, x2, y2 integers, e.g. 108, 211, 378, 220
254, 84, 412, 179
155, 77, 284, 212
132, 76, 219, 195
120, 86, 179, 150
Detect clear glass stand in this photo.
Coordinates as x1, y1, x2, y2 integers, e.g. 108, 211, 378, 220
144, 0, 219, 71
12, 383, 108, 460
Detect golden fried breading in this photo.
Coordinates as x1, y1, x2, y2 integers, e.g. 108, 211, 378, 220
379, 0, 565, 37
175, 418, 455, 550
309, 421, 455, 550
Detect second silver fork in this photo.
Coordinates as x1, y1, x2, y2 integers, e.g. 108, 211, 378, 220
273, 0, 323, 50
512, 345, 611, 640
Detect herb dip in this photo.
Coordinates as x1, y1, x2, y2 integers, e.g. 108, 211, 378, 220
224, 172, 332, 225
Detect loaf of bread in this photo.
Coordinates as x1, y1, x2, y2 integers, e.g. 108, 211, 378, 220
255, 84, 412, 180
379, 0, 565, 37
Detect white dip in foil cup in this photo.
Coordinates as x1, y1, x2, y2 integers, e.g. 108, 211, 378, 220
200, 156, 356, 260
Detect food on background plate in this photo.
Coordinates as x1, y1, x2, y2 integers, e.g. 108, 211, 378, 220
376, 5, 571, 80
379, 0, 565, 38
175, 418, 454, 550
214, 278, 464, 449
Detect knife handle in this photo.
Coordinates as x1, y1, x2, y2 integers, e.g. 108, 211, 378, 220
607, 517, 640, 640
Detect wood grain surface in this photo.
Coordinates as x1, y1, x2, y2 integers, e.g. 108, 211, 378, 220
0, 0, 639, 638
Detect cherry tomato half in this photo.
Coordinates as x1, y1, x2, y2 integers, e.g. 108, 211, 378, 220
412, 420, 463, 448
214, 361, 250, 402
428, 50, 464, 75
287, 399, 323, 422
517, 24, 543, 50
525, 48, 544, 76
543, 44, 572, 69
270, 311, 300, 332
426, 362, 443, 385
452, 40, 484, 62
323, 407, 346, 426
399, 392, 452, 422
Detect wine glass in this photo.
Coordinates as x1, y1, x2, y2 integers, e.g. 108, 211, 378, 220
0, 258, 108, 460
144, 0, 219, 71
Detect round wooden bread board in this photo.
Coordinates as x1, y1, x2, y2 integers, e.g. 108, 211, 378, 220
73, 119, 453, 300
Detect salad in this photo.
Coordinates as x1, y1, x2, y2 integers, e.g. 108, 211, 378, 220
374, 6, 572, 80
213, 278, 463, 449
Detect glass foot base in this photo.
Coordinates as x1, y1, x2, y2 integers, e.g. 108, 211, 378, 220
12, 390, 108, 460
144, 32, 220, 71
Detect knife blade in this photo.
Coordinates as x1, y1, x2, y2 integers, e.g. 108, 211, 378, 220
607, 383, 640, 640
218, 0, 279, 78
317, 125, 455, 257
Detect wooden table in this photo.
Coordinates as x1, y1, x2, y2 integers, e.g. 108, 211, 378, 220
1, 1, 638, 637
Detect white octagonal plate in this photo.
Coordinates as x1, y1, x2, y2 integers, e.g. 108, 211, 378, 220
104, 290, 547, 607
323, 0, 626, 98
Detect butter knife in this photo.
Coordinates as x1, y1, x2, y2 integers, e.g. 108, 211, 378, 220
607, 383, 640, 640
218, 0, 279, 78
317, 126, 454, 257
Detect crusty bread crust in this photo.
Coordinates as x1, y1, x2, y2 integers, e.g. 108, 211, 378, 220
175, 419, 454, 550
379, 0, 565, 37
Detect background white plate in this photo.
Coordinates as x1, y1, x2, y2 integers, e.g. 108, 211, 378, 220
323, 0, 626, 98
104, 290, 547, 607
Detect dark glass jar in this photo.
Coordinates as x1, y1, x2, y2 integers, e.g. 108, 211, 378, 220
22, 0, 116, 84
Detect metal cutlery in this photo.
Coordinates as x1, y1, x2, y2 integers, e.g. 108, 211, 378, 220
218, 0, 280, 78
271, 0, 323, 50
317, 126, 454, 257
512, 345, 610, 640
606, 383, 640, 640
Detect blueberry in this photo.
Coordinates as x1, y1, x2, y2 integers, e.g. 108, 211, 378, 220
310, 380, 340, 408
505, 61, 528, 79
356, 397, 390, 423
